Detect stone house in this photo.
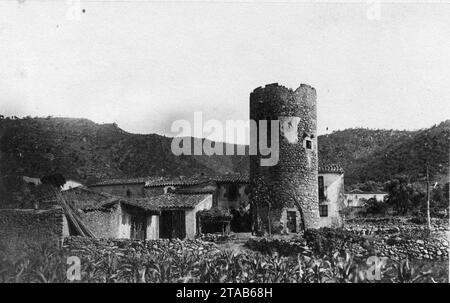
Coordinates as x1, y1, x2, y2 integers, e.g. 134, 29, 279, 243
59, 187, 160, 240
213, 174, 250, 211
270, 164, 345, 233
344, 189, 388, 207
143, 174, 250, 232
61, 187, 213, 240
143, 174, 249, 211
318, 164, 345, 228
88, 175, 249, 210
140, 193, 213, 239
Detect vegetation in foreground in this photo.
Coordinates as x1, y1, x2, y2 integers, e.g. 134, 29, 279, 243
0, 239, 447, 283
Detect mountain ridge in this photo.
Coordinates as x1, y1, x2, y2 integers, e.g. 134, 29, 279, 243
0, 116, 448, 187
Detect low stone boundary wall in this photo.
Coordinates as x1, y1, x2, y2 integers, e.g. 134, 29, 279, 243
0, 208, 67, 257
245, 230, 449, 261
345, 217, 449, 235
64, 236, 221, 255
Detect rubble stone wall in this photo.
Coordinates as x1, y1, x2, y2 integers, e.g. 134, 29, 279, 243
0, 208, 67, 257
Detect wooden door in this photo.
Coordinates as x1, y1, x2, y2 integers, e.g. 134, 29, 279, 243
130, 214, 147, 240
172, 210, 186, 239
286, 211, 297, 233
159, 210, 186, 239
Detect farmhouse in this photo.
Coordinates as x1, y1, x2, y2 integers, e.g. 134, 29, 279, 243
344, 189, 388, 207
87, 166, 345, 235
144, 174, 250, 232
60, 187, 160, 240
318, 164, 345, 228
89, 174, 250, 209
143, 174, 249, 211
88, 174, 250, 230
59, 187, 212, 240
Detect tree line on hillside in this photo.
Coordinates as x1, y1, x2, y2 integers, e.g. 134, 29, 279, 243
355, 177, 449, 220
319, 121, 450, 185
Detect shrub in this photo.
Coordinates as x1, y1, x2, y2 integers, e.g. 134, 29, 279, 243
364, 197, 388, 215
409, 217, 427, 225
303, 228, 364, 257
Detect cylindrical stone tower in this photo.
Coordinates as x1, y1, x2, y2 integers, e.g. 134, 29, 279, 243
249, 83, 319, 233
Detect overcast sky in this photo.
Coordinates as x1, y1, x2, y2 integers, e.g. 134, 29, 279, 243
1, 1, 449, 144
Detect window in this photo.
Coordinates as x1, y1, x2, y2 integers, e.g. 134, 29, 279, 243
126, 189, 131, 197
306, 140, 312, 149
122, 213, 129, 225
318, 176, 325, 201
319, 205, 328, 217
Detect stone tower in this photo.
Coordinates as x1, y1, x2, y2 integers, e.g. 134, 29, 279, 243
250, 83, 319, 233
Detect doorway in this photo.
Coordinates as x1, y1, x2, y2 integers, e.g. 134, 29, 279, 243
159, 210, 186, 239
286, 211, 297, 233
130, 213, 147, 240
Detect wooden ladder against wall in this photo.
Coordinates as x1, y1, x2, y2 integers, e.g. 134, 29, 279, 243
53, 188, 96, 238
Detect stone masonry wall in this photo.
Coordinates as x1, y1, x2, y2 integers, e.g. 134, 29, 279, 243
250, 83, 319, 232
78, 205, 121, 238
0, 208, 67, 257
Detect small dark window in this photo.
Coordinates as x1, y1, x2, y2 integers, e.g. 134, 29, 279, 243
318, 176, 325, 201
126, 189, 131, 197
306, 140, 312, 149
227, 185, 239, 201
319, 205, 328, 217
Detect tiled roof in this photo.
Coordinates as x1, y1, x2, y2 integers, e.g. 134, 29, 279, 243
58, 187, 159, 212
140, 193, 211, 209
102, 198, 161, 212
346, 189, 388, 195
144, 176, 211, 187
144, 174, 249, 187
56, 187, 117, 210
318, 164, 344, 174
89, 177, 151, 187
48, 187, 208, 213
213, 174, 249, 183
172, 187, 217, 195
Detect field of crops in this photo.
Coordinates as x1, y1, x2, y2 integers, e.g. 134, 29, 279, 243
0, 236, 448, 283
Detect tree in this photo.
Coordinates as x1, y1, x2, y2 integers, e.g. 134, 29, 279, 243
364, 197, 387, 215
424, 182, 449, 217
249, 175, 289, 236
250, 175, 274, 236
384, 177, 416, 215
359, 181, 383, 192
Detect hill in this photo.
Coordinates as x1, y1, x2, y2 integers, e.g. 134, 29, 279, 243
1, 116, 448, 190
0, 116, 248, 184
318, 121, 450, 186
